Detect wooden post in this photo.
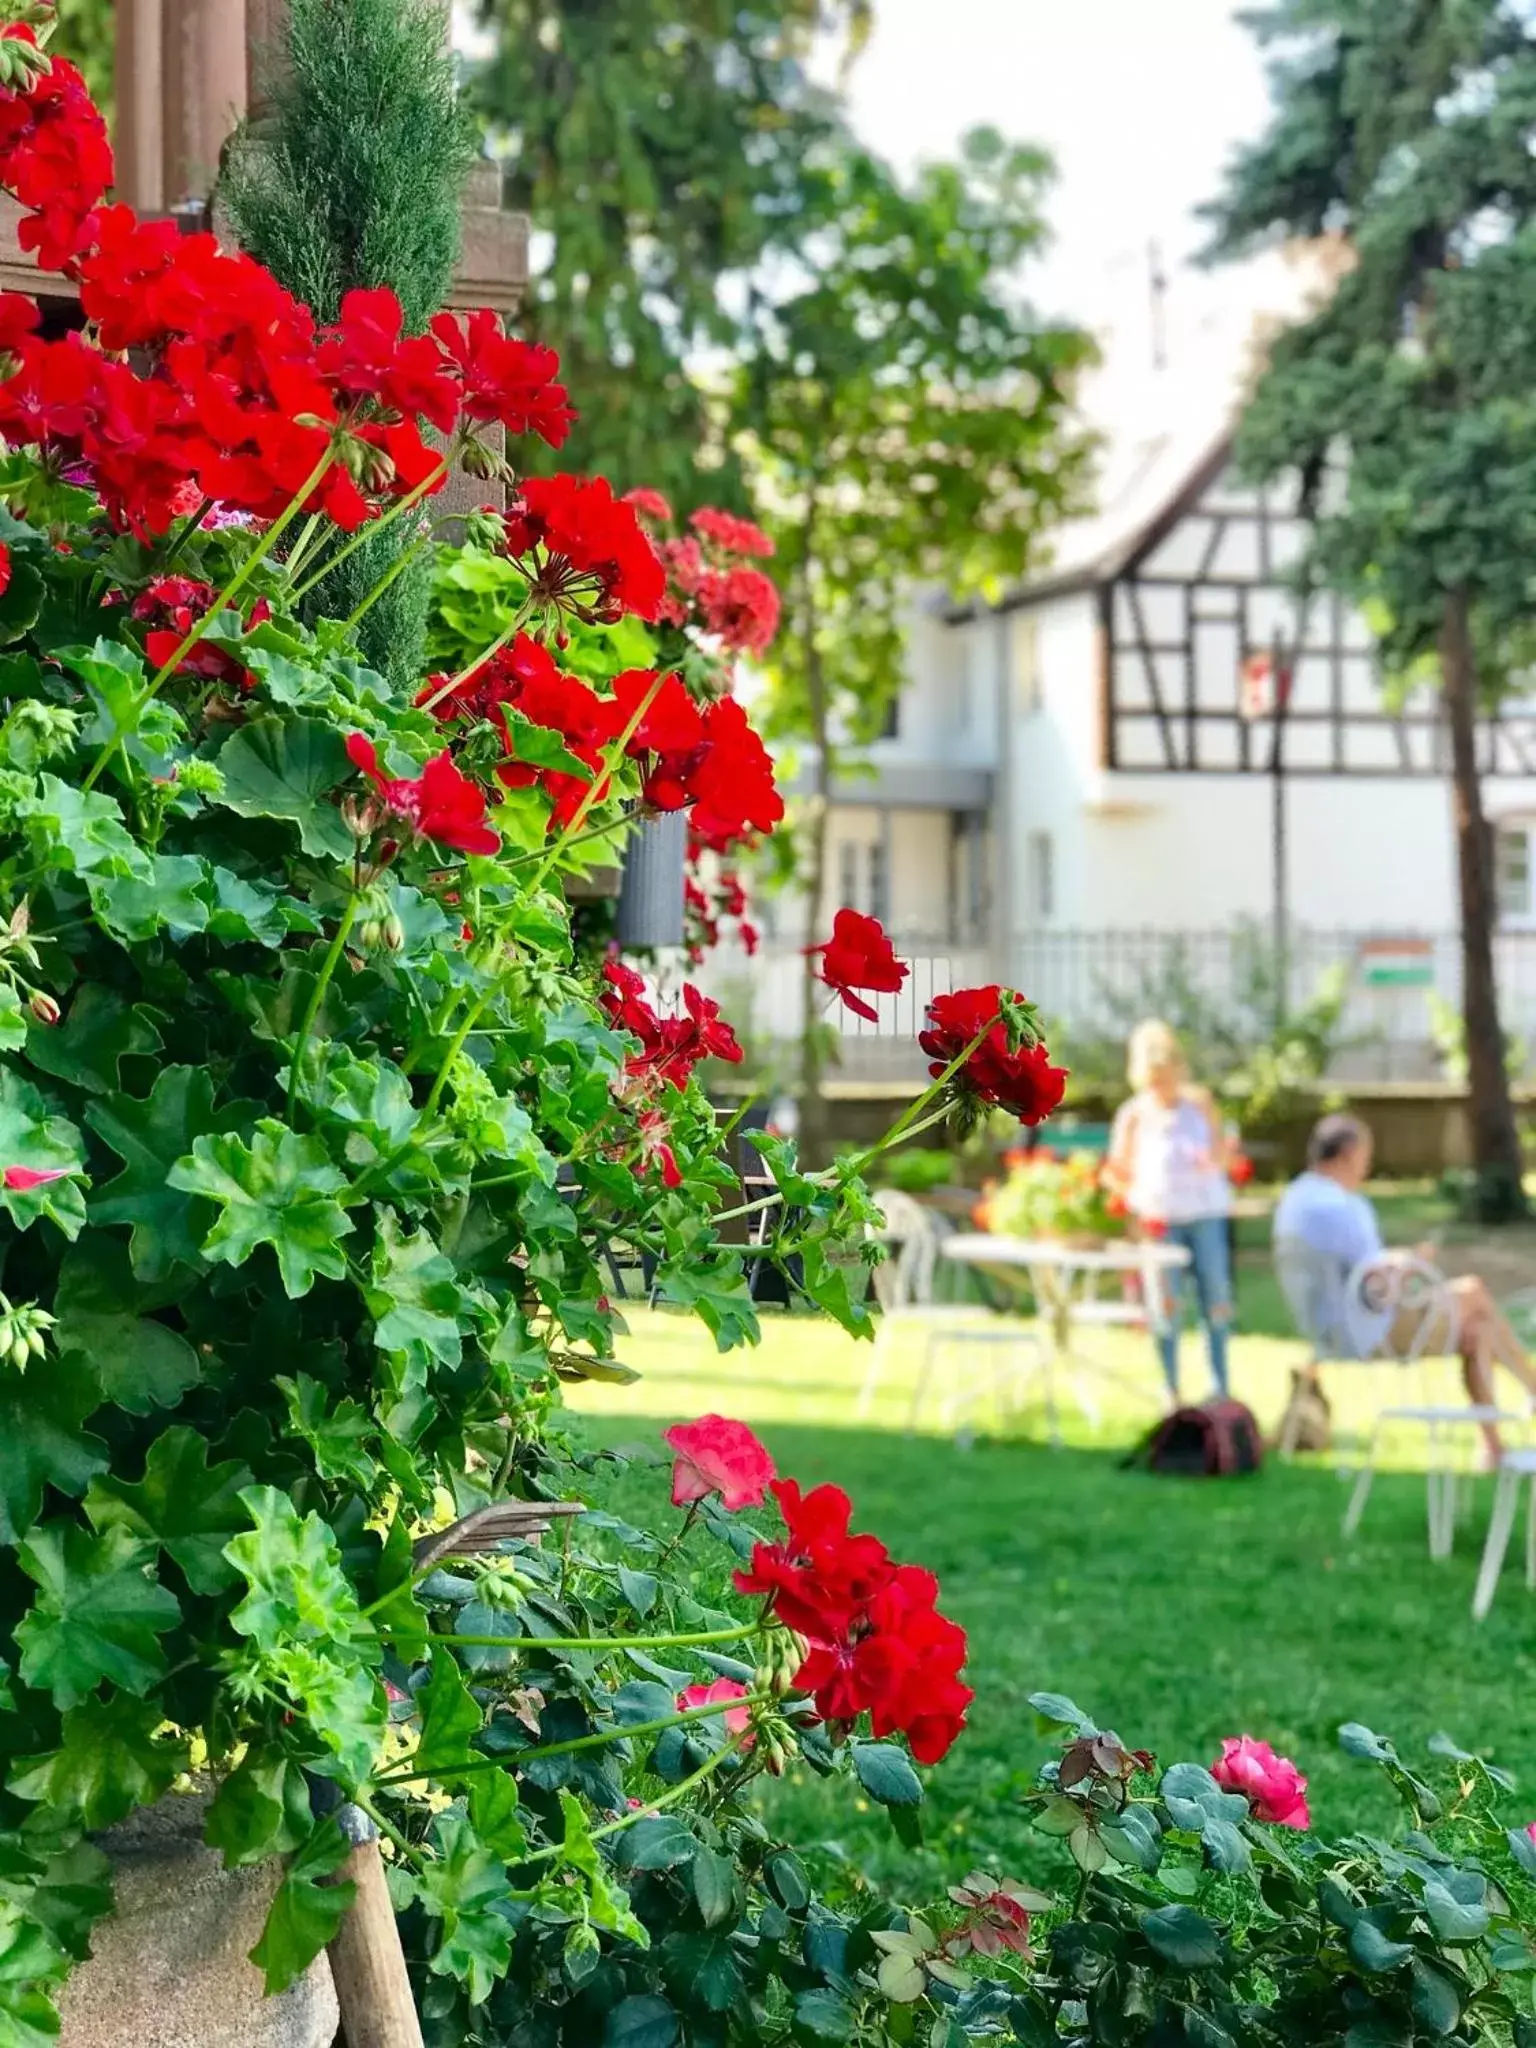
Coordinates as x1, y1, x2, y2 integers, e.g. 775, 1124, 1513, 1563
324, 1808, 424, 2048
114, 0, 167, 215
161, 0, 248, 208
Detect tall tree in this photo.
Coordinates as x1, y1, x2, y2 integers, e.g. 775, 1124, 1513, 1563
221, 0, 476, 685
466, 0, 867, 509
1205, 0, 1536, 1220
737, 129, 1095, 1160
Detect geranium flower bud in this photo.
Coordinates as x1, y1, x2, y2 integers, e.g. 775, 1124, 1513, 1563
26, 990, 59, 1026
340, 793, 384, 840
382, 913, 406, 953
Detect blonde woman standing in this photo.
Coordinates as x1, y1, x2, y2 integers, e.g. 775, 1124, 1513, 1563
1106, 1020, 1238, 1401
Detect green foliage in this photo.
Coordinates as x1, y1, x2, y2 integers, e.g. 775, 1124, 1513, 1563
220, 0, 477, 686
467, 0, 867, 510
47, 0, 112, 119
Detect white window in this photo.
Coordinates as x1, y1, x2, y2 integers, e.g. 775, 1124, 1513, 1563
1026, 830, 1055, 923
1013, 615, 1041, 713
1498, 826, 1532, 923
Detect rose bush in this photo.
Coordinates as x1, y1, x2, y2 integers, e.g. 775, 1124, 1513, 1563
0, 21, 1082, 2045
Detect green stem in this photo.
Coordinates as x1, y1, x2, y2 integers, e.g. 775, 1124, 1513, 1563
158, 497, 213, 570
856, 1102, 954, 1170
83, 445, 335, 792
845, 1018, 1001, 1173
522, 670, 667, 897
291, 454, 451, 602
424, 1623, 761, 1654
371, 1690, 773, 1789
355, 1791, 427, 1872
421, 989, 492, 1119
283, 511, 325, 584
516, 1731, 751, 1872
417, 596, 536, 716
712, 1190, 785, 1228
343, 530, 433, 633
286, 895, 361, 1117
501, 813, 629, 872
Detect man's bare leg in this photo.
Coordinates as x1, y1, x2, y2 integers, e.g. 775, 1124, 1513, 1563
1449, 1276, 1536, 1459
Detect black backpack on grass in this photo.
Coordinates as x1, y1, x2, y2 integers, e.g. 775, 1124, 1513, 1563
1126, 1398, 1264, 1478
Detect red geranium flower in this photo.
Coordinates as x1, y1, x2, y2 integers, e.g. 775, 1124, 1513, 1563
686, 697, 784, 852
429, 307, 574, 446
810, 909, 909, 1023
501, 473, 665, 624
345, 733, 500, 857
696, 567, 781, 655
664, 1415, 776, 1511
623, 486, 673, 524
918, 986, 1068, 1127
0, 541, 11, 598
691, 507, 775, 559
133, 575, 270, 691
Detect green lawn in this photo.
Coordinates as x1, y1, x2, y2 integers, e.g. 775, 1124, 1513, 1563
566, 1287, 1536, 1903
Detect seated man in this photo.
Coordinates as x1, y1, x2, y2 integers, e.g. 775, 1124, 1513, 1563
1274, 1113, 1536, 1458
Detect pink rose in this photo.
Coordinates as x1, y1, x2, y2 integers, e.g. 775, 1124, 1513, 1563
678, 1677, 755, 1748
1211, 1735, 1310, 1829
663, 1414, 776, 1511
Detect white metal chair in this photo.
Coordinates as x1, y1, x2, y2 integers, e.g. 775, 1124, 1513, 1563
1471, 1448, 1536, 1619
858, 1195, 998, 1426
1274, 1238, 1521, 1556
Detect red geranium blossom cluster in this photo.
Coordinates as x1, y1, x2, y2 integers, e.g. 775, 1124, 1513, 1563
0, 30, 110, 272
498, 474, 664, 625
420, 634, 783, 846
918, 986, 1068, 1127
600, 962, 743, 1091
625, 489, 781, 658
128, 576, 271, 694
345, 733, 499, 858
809, 909, 909, 1023
0, 51, 576, 541
735, 1478, 973, 1764
684, 861, 760, 965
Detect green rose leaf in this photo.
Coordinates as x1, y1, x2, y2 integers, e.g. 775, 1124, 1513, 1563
169, 1119, 354, 1297
0, 1356, 108, 1547
610, 1816, 696, 1873
15, 1520, 181, 1710
1139, 1904, 1222, 1972
605, 1996, 679, 2048
214, 716, 353, 859
1423, 1875, 1490, 1944
1349, 1914, 1416, 1974
85, 1425, 254, 1594
9, 1695, 190, 1829
250, 1815, 356, 1995
53, 1236, 201, 1417
662, 1932, 743, 2014
852, 1744, 923, 1809
0, 1068, 87, 1240
416, 1814, 514, 2005
1410, 1957, 1462, 2036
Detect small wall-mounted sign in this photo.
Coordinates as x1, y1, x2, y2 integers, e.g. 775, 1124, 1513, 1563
1357, 937, 1435, 988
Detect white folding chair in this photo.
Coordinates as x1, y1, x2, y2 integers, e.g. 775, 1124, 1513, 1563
858, 1194, 994, 1424
1275, 1239, 1521, 1556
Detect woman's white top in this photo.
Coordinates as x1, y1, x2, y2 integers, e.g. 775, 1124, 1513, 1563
1111, 1090, 1230, 1225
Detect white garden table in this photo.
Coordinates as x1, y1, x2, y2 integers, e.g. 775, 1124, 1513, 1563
934, 1234, 1191, 1444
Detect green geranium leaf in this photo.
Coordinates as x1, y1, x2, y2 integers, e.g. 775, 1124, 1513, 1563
277, 1374, 377, 1490
26, 1840, 114, 1964
17, 774, 151, 881
416, 1814, 514, 2005
87, 853, 209, 945
9, 1695, 189, 1828
88, 1066, 244, 1281
225, 1484, 370, 1655
364, 1210, 470, 1370
169, 1119, 354, 1297
85, 1425, 253, 1594
25, 984, 162, 1097
205, 1749, 316, 1868
418, 1645, 483, 1781
0, 1068, 87, 1240
53, 1236, 201, 1417
558, 1790, 648, 1948
250, 1816, 355, 1995
203, 866, 314, 948
15, 1521, 180, 1709
214, 716, 353, 859
0, 989, 25, 1054
0, 1356, 107, 1546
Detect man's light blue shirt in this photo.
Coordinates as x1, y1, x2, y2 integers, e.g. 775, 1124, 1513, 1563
1273, 1171, 1383, 1270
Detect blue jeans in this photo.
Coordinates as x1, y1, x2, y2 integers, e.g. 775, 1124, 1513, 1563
1156, 1216, 1232, 1399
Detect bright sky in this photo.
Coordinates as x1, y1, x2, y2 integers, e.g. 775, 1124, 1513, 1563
836, 0, 1284, 403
